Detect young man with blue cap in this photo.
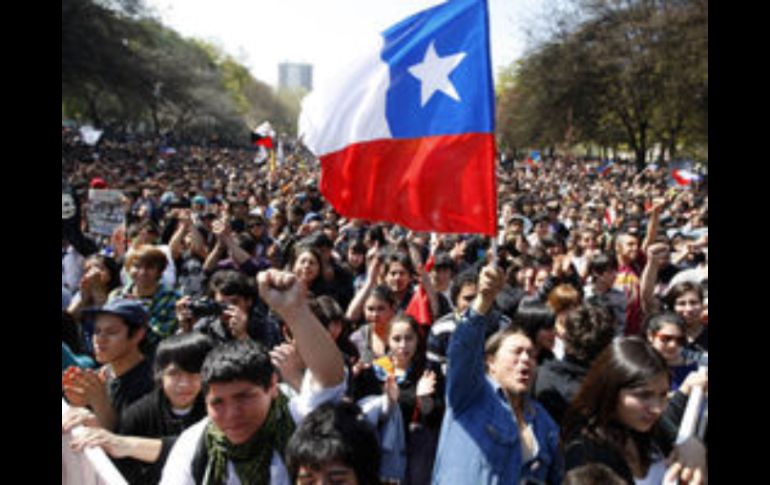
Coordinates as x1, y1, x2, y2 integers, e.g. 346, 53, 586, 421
63, 299, 155, 430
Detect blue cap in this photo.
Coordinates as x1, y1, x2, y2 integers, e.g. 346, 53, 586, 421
83, 299, 149, 329
192, 195, 208, 206
303, 212, 323, 225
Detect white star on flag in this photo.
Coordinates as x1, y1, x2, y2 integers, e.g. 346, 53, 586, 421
407, 41, 467, 107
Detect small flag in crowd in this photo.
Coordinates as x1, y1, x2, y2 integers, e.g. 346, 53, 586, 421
299, 0, 497, 235
671, 168, 702, 186
526, 150, 541, 167
251, 121, 275, 149
79, 125, 103, 146
405, 255, 436, 327
597, 159, 614, 176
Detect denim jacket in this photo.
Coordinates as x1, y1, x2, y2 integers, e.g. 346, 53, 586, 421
431, 307, 564, 484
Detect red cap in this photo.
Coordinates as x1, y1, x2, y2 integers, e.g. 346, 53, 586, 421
90, 177, 107, 189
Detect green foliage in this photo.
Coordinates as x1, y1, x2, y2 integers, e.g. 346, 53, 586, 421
496, 0, 707, 168
62, 0, 295, 144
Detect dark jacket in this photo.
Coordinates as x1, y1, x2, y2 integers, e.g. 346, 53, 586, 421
193, 302, 281, 349
533, 357, 588, 425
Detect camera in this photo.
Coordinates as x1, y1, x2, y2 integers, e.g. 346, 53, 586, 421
188, 298, 225, 318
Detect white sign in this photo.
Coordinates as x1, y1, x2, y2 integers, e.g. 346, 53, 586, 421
87, 190, 125, 236
79, 125, 104, 146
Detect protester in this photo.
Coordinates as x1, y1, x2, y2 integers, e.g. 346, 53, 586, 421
644, 312, 699, 391
584, 252, 628, 336
307, 295, 360, 373
284, 401, 382, 485
110, 244, 181, 352
159, 269, 347, 484
381, 251, 417, 311
122, 220, 178, 289
533, 304, 615, 425
350, 315, 443, 485
178, 269, 281, 348
512, 299, 558, 365
286, 243, 333, 298
546, 283, 583, 359
65, 332, 214, 484
562, 337, 707, 484
431, 265, 563, 484
664, 282, 708, 352
63, 299, 155, 430
67, 253, 123, 354
62, 126, 709, 484
348, 285, 398, 367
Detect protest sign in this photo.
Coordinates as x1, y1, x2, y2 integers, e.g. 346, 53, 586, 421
87, 189, 125, 236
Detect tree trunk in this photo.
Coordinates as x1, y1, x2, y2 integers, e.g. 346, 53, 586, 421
634, 122, 648, 173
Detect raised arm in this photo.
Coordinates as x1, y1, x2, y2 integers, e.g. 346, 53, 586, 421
202, 238, 226, 274
345, 246, 382, 322
445, 265, 504, 413
640, 242, 668, 316
642, 197, 665, 252
187, 221, 209, 260
257, 269, 345, 388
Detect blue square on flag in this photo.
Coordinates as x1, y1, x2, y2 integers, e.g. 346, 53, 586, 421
382, 0, 495, 138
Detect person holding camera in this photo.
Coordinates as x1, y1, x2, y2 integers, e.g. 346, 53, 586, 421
176, 269, 281, 348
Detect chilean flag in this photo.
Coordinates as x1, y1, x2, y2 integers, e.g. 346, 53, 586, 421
406, 255, 436, 328
251, 121, 275, 149
597, 159, 613, 176
671, 168, 702, 186
299, 0, 497, 235
526, 150, 541, 167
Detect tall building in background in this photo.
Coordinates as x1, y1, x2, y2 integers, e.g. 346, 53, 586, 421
278, 63, 313, 91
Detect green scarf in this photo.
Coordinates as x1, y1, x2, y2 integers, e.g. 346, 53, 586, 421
204, 392, 295, 485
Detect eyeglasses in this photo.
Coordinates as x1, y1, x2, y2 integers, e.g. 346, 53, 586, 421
655, 332, 686, 346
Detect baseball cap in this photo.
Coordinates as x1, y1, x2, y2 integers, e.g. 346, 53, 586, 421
89, 177, 108, 189
303, 212, 323, 225
83, 299, 149, 330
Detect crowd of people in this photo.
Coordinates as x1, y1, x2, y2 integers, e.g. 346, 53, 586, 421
62, 126, 708, 484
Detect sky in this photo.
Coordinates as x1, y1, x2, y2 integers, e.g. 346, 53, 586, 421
144, 0, 548, 89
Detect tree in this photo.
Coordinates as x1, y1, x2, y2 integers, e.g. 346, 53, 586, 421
62, 0, 295, 145
495, 0, 707, 169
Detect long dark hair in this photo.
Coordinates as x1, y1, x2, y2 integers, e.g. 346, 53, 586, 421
387, 314, 426, 378
287, 243, 327, 295
562, 337, 670, 473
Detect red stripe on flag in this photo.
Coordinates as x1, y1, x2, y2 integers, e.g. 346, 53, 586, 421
671, 170, 689, 186
406, 285, 433, 327
254, 138, 274, 149
319, 133, 497, 235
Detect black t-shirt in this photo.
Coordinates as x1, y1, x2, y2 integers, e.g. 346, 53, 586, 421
114, 387, 207, 484
106, 358, 155, 417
